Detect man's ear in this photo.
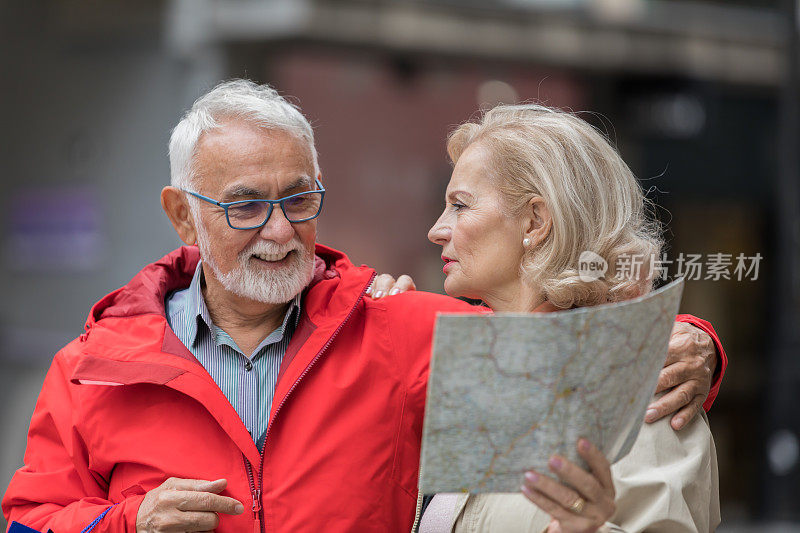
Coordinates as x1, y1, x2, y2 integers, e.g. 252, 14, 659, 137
161, 186, 197, 245
523, 196, 552, 247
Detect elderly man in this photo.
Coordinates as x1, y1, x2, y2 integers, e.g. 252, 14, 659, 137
3, 80, 726, 532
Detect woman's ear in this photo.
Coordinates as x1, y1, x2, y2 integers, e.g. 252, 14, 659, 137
161, 186, 198, 245
523, 196, 552, 247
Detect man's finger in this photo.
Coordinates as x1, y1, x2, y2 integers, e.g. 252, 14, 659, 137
670, 396, 704, 430
175, 510, 220, 531
645, 382, 701, 423
654, 362, 692, 393
175, 491, 245, 514
163, 477, 227, 492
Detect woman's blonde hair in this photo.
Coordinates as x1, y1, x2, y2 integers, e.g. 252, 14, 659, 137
447, 104, 663, 308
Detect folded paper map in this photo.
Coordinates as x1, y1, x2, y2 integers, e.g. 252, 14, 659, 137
419, 278, 684, 493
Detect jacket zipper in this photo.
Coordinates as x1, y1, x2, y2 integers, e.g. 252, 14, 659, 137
242, 272, 376, 533
244, 458, 262, 533
411, 491, 424, 532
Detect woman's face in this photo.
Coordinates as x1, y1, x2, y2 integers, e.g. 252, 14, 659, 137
428, 143, 527, 306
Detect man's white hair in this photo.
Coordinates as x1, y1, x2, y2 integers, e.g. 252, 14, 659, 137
168, 79, 319, 190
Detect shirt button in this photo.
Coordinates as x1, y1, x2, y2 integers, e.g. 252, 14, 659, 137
245, 360, 253, 371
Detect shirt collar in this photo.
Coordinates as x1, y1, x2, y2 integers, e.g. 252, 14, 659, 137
186, 261, 302, 349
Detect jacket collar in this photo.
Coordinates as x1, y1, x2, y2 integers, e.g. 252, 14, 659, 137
72, 243, 374, 383
82, 244, 360, 329
85, 245, 199, 329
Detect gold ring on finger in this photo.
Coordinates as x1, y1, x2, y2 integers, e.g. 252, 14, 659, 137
568, 496, 586, 514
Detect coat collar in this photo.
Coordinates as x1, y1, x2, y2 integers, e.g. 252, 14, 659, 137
82, 244, 362, 333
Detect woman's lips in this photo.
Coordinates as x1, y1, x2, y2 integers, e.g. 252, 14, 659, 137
442, 256, 457, 273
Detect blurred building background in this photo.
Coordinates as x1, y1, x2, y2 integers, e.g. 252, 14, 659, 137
1, 0, 798, 530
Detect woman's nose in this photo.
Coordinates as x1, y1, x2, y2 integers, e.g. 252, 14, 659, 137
428, 215, 450, 246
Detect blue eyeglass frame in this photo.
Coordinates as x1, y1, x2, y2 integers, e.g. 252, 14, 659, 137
180, 179, 326, 230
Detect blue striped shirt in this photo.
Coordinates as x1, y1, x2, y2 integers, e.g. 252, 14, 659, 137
165, 261, 301, 450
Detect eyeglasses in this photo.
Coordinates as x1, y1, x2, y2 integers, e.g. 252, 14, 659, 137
181, 179, 326, 230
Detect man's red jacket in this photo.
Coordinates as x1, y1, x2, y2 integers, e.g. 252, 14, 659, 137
2, 245, 726, 532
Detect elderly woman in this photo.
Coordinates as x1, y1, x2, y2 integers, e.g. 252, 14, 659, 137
410, 104, 719, 532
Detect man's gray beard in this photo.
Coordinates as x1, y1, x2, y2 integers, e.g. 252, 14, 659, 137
194, 217, 314, 305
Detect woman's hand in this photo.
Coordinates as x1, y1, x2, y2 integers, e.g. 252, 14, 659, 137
521, 439, 615, 533
365, 273, 416, 299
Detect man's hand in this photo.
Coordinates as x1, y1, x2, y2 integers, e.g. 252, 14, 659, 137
136, 477, 244, 532
645, 322, 717, 430
366, 273, 416, 299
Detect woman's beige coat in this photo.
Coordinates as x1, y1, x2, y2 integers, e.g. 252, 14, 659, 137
440, 411, 720, 533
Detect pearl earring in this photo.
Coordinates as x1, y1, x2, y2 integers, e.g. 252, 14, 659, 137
523, 238, 531, 247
